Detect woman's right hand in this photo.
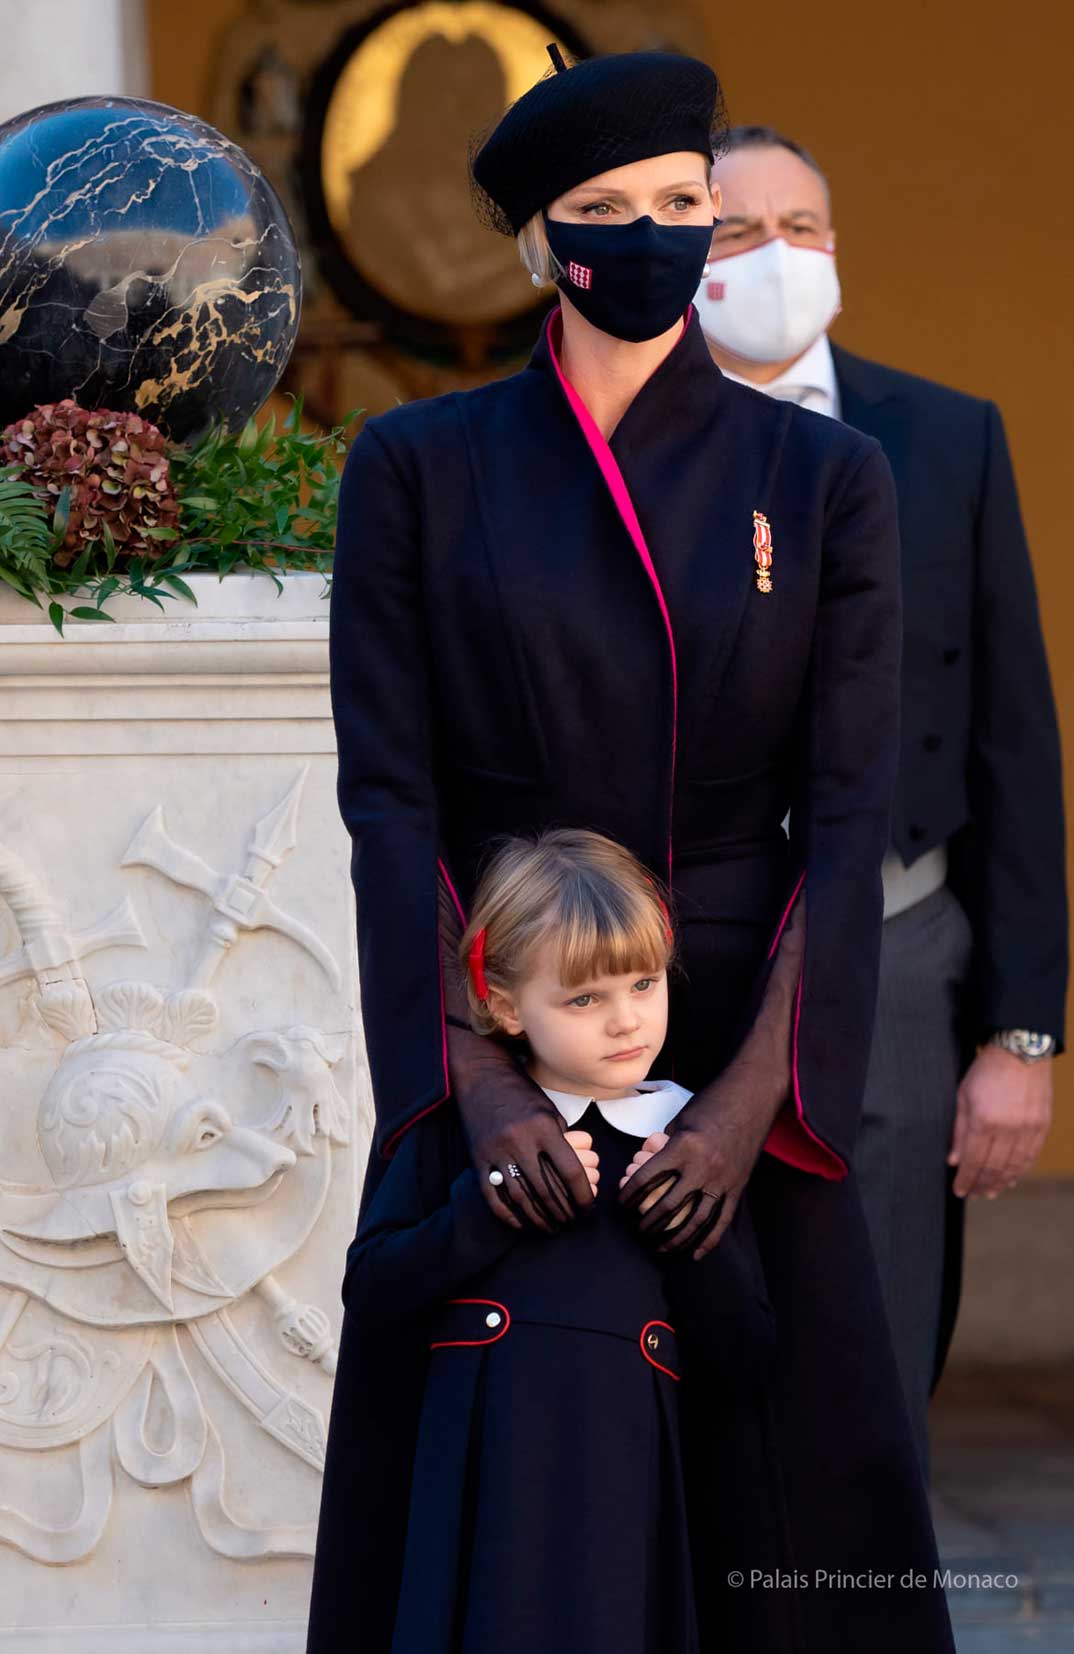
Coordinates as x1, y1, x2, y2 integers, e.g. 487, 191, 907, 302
447, 1022, 597, 1230
439, 875, 595, 1231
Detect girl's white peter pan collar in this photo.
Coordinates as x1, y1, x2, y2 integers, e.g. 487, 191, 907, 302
538, 1078, 694, 1138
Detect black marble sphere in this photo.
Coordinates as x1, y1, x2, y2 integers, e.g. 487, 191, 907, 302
0, 98, 301, 442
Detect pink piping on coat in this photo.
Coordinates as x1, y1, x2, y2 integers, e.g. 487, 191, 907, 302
438, 855, 468, 929
761, 891, 848, 1180
547, 308, 843, 1179
767, 867, 806, 959
384, 855, 468, 1158
388, 305, 689, 1156
545, 306, 680, 892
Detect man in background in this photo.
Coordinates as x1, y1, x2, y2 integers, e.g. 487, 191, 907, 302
699, 127, 1067, 1477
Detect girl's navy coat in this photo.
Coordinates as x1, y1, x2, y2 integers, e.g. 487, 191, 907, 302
309, 307, 956, 1651
340, 1094, 786, 1653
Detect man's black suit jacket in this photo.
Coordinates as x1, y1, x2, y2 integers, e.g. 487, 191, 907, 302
832, 343, 1068, 1047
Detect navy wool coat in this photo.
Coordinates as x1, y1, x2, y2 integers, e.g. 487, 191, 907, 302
308, 307, 956, 1652
337, 1096, 788, 1652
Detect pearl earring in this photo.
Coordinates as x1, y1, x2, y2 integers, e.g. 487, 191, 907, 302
702, 262, 711, 278
531, 272, 543, 287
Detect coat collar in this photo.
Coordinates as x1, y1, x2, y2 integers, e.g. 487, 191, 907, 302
830, 342, 909, 493
521, 301, 789, 836
527, 302, 730, 452
538, 1077, 693, 1138
829, 341, 899, 414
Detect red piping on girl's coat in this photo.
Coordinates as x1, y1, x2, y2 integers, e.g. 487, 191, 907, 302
639, 1319, 681, 1381
430, 1298, 511, 1349
762, 903, 848, 1180
545, 307, 679, 895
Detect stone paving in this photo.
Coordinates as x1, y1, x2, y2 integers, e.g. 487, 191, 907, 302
930, 1367, 1074, 1651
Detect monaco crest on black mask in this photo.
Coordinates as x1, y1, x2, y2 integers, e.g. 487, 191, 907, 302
543, 211, 715, 344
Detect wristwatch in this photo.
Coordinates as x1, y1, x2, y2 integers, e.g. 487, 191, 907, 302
988, 1029, 1056, 1063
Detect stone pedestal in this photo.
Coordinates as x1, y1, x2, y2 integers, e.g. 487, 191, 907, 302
0, 574, 368, 1651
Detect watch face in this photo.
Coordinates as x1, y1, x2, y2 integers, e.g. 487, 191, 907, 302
1001, 1029, 1054, 1059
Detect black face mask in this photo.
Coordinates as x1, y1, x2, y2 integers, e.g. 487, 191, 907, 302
542, 211, 715, 343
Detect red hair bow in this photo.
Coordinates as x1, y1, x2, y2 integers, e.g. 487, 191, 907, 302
643, 873, 673, 943
468, 926, 489, 1000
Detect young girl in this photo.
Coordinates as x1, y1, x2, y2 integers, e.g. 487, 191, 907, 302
340, 828, 779, 1654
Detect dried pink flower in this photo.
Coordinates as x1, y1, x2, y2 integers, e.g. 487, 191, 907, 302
0, 399, 180, 567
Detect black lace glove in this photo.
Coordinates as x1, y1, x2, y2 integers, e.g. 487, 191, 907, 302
438, 879, 595, 1232
618, 889, 806, 1260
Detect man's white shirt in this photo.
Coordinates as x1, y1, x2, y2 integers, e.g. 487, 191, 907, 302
720, 331, 842, 419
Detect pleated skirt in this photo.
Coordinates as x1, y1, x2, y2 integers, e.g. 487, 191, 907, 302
389, 1320, 700, 1654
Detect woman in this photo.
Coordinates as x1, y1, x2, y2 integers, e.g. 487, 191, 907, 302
309, 47, 954, 1654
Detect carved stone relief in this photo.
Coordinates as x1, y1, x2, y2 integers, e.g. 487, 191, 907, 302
0, 765, 362, 1571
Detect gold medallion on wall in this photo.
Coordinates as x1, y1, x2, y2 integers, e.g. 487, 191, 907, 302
209, 0, 712, 422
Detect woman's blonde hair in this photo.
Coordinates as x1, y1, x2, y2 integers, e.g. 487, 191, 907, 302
458, 827, 674, 1037
517, 211, 561, 287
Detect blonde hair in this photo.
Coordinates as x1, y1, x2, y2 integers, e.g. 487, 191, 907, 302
458, 827, 674, 1037
517, 211, 561, 287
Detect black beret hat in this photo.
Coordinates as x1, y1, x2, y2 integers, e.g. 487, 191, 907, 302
471, 48, 727, 237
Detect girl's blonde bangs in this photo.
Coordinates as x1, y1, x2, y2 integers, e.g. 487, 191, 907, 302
544, 891, 668, 988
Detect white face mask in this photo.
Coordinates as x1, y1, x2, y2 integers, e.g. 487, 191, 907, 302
693, 236, 841, 364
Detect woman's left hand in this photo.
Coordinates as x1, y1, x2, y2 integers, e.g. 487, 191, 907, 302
619, 1132, 669, 1192
619, 883, 807, 1260
620, 1133, 693, 1233
618, 1076, 784, 1258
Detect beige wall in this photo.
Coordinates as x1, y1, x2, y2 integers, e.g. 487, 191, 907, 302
148, 0, 1074, 1171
